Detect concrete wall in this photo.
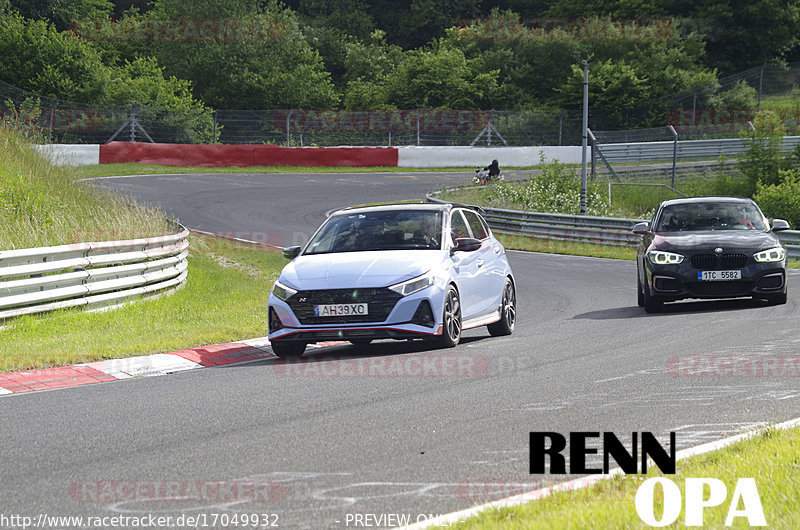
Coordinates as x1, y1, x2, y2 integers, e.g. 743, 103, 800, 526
396, 146, 583, 168
33, 144, 100, 166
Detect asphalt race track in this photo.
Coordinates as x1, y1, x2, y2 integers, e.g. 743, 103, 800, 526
2, 171, 800, 529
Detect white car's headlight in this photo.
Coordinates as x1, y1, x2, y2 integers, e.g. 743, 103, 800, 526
389, 271, 434, 297
271, 280, 297, 301
647, 250, 684, 265
754, 247, 786, 263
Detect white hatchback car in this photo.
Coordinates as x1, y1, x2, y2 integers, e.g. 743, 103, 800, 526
267, 203, 516, 358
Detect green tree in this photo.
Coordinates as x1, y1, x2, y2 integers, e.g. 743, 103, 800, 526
447, 9, 714, 120
739, 111, 792, 194
292, 0, 374, 40
544, 0, 665, 17
10, 0, 113, 31
707, 80, 757, 112
556, 59, 649, 110
0, 12, 107, 101
383, 45, 500, 108
663, 0, 800, 75
145, 0, 339, 108
754, 168, 800, 228
0, 12, 213, 140
445, 10, 584, 108
368, 0, 480, 49
341, 30, 403, 108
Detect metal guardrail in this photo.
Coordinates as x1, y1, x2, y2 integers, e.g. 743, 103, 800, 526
599, 136, 800, 164
0, 226, 189, 320
427, 190, 645, 247
427, 190, 800, 257
776, 231, 800, 258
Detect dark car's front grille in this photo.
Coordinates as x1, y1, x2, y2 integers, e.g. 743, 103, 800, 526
690, 253, 749, 270
287, 288, 403, 324
686, 281, 755, 297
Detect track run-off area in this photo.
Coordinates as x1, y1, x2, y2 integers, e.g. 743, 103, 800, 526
2, 170, 800, 529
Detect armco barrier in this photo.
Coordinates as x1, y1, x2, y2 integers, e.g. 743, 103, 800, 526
98, 142, 399, 167
0, 226, 189, 320
427, 190, 800, 255
599, 136, 800, 164
427, 190, 644, 246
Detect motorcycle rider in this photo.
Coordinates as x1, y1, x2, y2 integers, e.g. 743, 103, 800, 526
486, 159, 500, 180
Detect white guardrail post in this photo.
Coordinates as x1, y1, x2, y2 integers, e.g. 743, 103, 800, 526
427, 191, 800, 257
0, 225, 189, 320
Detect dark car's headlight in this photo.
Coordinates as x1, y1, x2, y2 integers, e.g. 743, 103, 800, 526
754, 247, 786, 263
389, 271, 434, 297
271, 280, 297, 301
647, 250, 685, 265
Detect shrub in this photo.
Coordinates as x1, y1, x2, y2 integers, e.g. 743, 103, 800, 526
738, 111, 791, 194
753, 168, 800, 229
484, 158, 610, 216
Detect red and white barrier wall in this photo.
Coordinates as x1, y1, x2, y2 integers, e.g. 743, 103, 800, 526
34, 142, 582, 168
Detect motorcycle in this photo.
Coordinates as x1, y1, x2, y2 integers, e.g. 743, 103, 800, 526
472, 168, 504, 185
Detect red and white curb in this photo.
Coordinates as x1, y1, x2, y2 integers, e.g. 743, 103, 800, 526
399, 415, 800, 529
0, 337, 346, 395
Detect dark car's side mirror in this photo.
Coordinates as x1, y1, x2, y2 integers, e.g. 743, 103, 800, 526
772, 219, 790, 232
632, 221, 650, 235
282, 246, 301, 259
451, 238, 482, 254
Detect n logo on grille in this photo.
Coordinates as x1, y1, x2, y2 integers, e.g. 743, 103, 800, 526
714, 247, 724, 254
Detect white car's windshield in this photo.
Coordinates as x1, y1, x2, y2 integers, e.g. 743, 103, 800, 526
304, 210, 443, 255
655, 202, 768, 232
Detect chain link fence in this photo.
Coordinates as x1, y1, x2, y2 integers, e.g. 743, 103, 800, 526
2, 62, 799, 146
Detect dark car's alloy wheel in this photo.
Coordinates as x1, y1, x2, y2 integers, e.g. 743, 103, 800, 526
437, 286, 462, 347
488, 278, 516, 336
271, 341, 307, 359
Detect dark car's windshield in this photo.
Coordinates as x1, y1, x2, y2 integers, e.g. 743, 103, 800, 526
304, 210, 443, 255
655, 202, 768, 232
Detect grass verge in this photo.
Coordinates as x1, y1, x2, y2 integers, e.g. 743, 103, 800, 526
451, 424, 800, 529
0, 128, 169, 249
0, 233, 285, 373
497, 234, 637, 261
